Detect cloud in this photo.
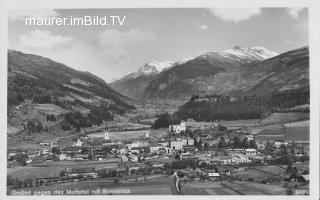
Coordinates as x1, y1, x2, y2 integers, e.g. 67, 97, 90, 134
18, 29, 72, 49
10, 29, 156, 82
286, 8, 304, 19
208, 8, 261, 23
99, 29, 155, 48
284, 40, 293, 44
190, 20, 209, 30
9, 9, 59, 21
200, 25, 208, 30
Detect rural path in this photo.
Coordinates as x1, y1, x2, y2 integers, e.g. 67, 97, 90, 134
169, 175, 180, 195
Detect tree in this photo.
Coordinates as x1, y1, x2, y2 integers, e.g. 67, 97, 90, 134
241, 138, 249, 149
7, 175, 14, 186
248, 139, 257, 149
152, 112, 180, 129
164, 162, 171, 169
59, 170, 66, 177
217, 137, 226, 149
232, 137, 241, 148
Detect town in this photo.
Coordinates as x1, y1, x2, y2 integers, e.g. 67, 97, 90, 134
7, 119, 309, 195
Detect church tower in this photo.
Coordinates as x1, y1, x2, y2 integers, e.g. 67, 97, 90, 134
104, 130, 110, 140
104, 122, 110, 140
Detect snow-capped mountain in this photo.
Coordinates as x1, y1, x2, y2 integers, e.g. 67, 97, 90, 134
142, 46, 307, 100
117, 61, 174, 81
200, 46, 278, 64
111, 46, 307, 101
137, 61, 174, 75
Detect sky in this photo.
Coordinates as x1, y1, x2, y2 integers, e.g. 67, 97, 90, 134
8, 8, 308, 82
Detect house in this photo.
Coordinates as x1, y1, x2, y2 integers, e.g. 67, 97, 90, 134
73, 154, 89, 160
74, 139, 84, 147
130, 156, 138, 162
170, 140, 184, 150
184, 146, 197, 153
119, 148, 128, 155
286, 173, 309, 183
127, 142, 141, 150
150, 146, 161, 153
245, 148, 257, 156
121, 155, 128, 162
257, 143, 266, 150
207, 172, 220, 177
246, 135, 254, 141
187, 138, 194, 146
180, 152, 193, 160
40, 141, 58, 149
144, 132, 150, 138
218, 155, 251, 165
169, 122, 186, 134
131, 147, 143, 154
182, 138, 195, 146
275, 140, 289, 148
227, 148, 245, 154
59, 153, 71, 160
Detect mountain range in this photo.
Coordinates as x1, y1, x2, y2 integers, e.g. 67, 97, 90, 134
110, 46, 308, 101
8, 50, 134, 114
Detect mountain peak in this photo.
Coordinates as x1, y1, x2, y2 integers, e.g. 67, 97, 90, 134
233, 45, 243, 50
217, 46, 278, 62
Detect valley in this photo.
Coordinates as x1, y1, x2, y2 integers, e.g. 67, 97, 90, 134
7, 46, 310, 196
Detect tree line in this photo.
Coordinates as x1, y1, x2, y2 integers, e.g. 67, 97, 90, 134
176, 88, 309, 122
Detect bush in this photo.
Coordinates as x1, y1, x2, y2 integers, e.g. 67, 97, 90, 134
152, 112, 180, 129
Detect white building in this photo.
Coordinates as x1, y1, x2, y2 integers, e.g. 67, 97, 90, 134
144, 132, 150, 138
245, 148, 257, 156
104, 131, 110, 140
170, 140, 184, 150
274, 141, 289, 148
121, 155, 128, 162
150, 146, 161, 153
59, 153, 71, 160
74, 139, 83, 147
169, 122, 186, 134
246, 135, 254, 141
187, 138, 194, 146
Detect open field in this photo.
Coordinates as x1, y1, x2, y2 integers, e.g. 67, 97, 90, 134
219, 119, 260, 128
8, 130, 72, 150
181, 180, 287, 195
8, 159, 119, 181
34, 104, 68, 115
231, 166, 286, 181
88, 128, 168, 140
254, 120, 309, 142
8, 176, 175, 195
223, 181, 287, 195
260, 112, 309, 125
185, 119, 260, 129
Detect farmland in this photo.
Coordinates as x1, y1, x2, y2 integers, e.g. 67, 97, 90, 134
260, 112, 309, 125
8, 175, 175, 195
253, 120, 309, 142
7, 159, 119, 181
181, 181, 287, 195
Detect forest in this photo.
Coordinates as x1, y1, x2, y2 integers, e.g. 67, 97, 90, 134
175, 88, 309, 122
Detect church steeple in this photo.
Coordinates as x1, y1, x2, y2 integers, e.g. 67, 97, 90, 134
104, 122, 110, 140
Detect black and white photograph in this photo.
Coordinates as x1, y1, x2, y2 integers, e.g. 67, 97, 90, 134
1, 0, 320, 198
